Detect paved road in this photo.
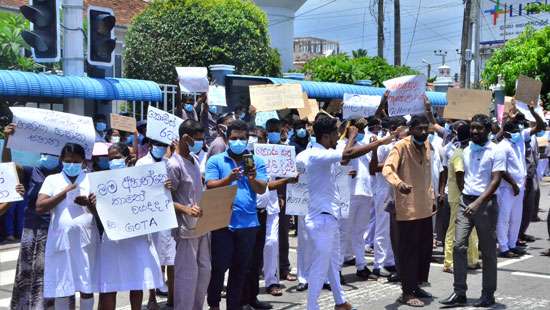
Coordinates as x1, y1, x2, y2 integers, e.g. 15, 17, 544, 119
1, 182, 549, 310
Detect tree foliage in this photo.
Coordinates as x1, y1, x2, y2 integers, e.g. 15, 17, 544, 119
124, 0, 281, 84
482, 26, 550, 101
301, 54, 419, 87
0, 12, 39, 71
352, 49, 368, 58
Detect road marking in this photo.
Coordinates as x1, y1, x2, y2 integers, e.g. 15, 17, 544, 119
497, 254, 533, 267
511, 271, 550, 280
0, 297, 11, 308
0, 248, 19, 264
0, 269, 16, 286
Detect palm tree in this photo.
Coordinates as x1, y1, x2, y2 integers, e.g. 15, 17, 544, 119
352, 49, 368, 58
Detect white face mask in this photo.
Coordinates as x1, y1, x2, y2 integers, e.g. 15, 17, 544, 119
110, 136, 120, 143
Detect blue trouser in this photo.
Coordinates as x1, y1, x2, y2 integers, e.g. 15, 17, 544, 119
3, 199, 26, 237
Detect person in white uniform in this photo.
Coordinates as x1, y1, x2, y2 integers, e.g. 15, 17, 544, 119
295, 146, 314, 292
36, 143, 99, 310
135, 139, 176, 308
92, 143, 164, 310
304, 116, 395, 310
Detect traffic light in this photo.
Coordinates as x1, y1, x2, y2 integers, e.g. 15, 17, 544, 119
19, 0, 60, 63
88, 6, 116, 66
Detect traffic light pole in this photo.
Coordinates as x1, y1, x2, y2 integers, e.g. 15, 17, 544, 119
63, 0, 85, 115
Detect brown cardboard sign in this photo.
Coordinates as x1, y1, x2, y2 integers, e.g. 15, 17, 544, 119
249, 84, 304, 112
110, 113, 137, 133
515, 75, 542, 106
192, 186, 237, 236
444, 88, 492, 120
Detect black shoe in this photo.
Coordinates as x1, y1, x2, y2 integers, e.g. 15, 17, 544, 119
249, 299, 272, 309
510, 247, 527, 256
521, 234, 536, 242
296, 283, 308, 291
414, 288, 433, 299
356, 267, 375, 280
339, 271, 346, 284
499, 250, 520, 258
384, 265, 397, 273
473, 295, 495, 308
322, 283, 331, 291
373, 268, 391, 277
387, 273, 401, 283
155, 288, 168, 297
439, 292, 467, 306
343, 257, 356, 266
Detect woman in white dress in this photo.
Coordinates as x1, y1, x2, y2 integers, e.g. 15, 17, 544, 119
91, 143, 164, 310
36, 143, 99, 310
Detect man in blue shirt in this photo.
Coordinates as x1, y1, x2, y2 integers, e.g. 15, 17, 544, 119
205, 120, 268, 310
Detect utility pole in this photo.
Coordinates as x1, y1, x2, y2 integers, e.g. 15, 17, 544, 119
422, 59, 431, 80
394, 0, 401, 66
459, 0, 472, 88
377, 0, 384, 58
63, 0, 85, 115
473, 0, 481, 88
434, 50, 448, 66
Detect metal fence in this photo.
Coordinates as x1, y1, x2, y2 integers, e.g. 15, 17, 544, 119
114, 83, 178, 120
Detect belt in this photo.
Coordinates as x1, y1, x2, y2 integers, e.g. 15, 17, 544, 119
462, 194, 495, 200
320, 212, 332, 215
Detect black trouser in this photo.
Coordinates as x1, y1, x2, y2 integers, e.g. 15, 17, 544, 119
453, 195, 497, 297
278, 207, 291, 276
241, 210, 267, 305
520, 177, 538, 238
207, 227, 259, 310
389, 211, 400, 276
396, 216, 433, 295
436, 198, 451, 244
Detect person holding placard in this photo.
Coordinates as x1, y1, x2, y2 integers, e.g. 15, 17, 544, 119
0, 185, 24, 215
90, 143, 164, 310
135, 139, 174, 309
93, 114, 109, 142
304, 116, 395, 310
205, 120, 269, 310
35, 143, 99, 310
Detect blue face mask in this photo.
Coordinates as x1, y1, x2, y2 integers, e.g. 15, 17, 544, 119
509, 132, 522, 144
229, 139, 247, 155
151, 145, 167, 159
310, 136, 317, 145
97, 157, 109, 170
287, 129, 294, 140
296, 128, 307, 138
109, 158, 127, 170
95, 122, 107, 132
62, 162, 82, 177
267, 132, 281, 144
189, 140, 204, 154
126, 133, 145, 145
39, 154, 59, 170
208, 105, 218, 114
356, 133, 365, 142
412, 136, 426, 145
184, 103, 194, 112
470, 141, 485, 153
536, 131, 545, 137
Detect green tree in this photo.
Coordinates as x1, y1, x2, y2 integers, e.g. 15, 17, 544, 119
301, 54, 419, 87
123, 0, 281, 84
526, 3, 550, 13
482, 26, 550, 101
0, 12, 39, 71
352, 49, 368, 58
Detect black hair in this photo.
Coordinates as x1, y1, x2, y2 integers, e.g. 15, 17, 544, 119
408, 114, 429, 128
93, 114, 106, 122
216, 113, 235, 125
313, 117, 338, 140
265, 118, 282, 131
60, 143, 86, 161
108, 142, 130, 158
503, 120, 519, 133
454, 121, 470, 142
293, 119, 308, 129
366, 116, 381, 127
179, 119, 204, 138
388, 116, 407, 130
471, 114, 491, 132
436, 117, 446, 127
227, 120, 249, 137
352, 118, 368, 131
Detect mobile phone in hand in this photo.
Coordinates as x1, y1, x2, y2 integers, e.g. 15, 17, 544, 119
243, 154, 254, 173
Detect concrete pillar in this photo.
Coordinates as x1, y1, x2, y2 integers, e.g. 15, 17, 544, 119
62, 0, 85, 115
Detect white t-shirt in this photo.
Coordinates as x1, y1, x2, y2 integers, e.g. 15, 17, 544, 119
463, 141, 506, 196
430, 142, 444, 198
497, 138, 526, 189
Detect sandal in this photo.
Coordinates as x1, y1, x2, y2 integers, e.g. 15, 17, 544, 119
442, 266, 453, 274
283, 273, 297, 281
397, 294, 425, 307
267, 284, 283, 296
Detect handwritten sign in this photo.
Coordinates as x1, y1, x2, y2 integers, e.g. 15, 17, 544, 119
110, 114, 136, 133
334, 164, 352, 218
298, 93, 319, 122
88, 163, 177, 241
383, 75, 427, 116
175, 67, 209, 93
286, 163, 308, 216
8, 107, 96, 159
0, 162, 23, 203
342, 94, 381, 119
146, 106, 184, 144
192, 186, 237, 236
254, 144, 298, 178
207, 85, 227, 107
249, 84, 304, 112
445, 88, 492, 120
515, 75, 542, 106
255, 111, 279, 128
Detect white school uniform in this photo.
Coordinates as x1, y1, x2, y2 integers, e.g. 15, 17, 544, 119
257, 182, 280, 287
295, 149, 313, 285
41, 172, 99, 297
335, 140, 354, 264
462, 141, 506, 196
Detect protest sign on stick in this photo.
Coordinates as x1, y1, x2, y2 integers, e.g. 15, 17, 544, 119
254, 144, 298, 178
515, 75, 542, 106
192, 186, 237, 236
146, 106, 184, 144
286, 163, 308, 216
8, 107, 95, 159
0, 162, 23, 204
249, 84, 304, 112
207, 85, 227, 107
88, 162, 177, 241
383, 75, 427, 116
110, 114, 136, 133
342, 94, 381, 119
175, 67, 209, 93
445, 88, 492, 120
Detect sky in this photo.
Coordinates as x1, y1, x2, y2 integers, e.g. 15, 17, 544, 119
293, 0, 469, 76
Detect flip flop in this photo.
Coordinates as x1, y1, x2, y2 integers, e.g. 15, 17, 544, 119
397, 295, 425, 307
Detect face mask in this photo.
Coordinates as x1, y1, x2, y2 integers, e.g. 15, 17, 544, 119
62, 162, 82, 177
208, 105, 218, 114
126, 133, 145, 145
509, 132, 521, 144
95, 122, 107, 132
229, 139, 247, 155
356, 133, 365, 142
109, 158, 127, 170
110, 136, 120, 144
296, 128, 307, 138
97, 157, 109, 170
189, 140, 204, 154
39, 154, 59, 170
247, 136, 258, 151
138, 134, 145, 144
536, 131, 545, 137
287, 129, 294, 140
184, 103, 194, 112
267, 132, 281, 144
470, 141, 485, 153
412, 135, 427, 145
310, 136, 317, 145
151, 145, 167, 159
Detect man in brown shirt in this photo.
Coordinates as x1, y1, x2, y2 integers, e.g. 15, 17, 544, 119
382, 114, 434, 307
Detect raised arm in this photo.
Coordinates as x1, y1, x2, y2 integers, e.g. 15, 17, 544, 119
527, 104, 545, 135
2, 123, 15, 163
342, 126, 394, 161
